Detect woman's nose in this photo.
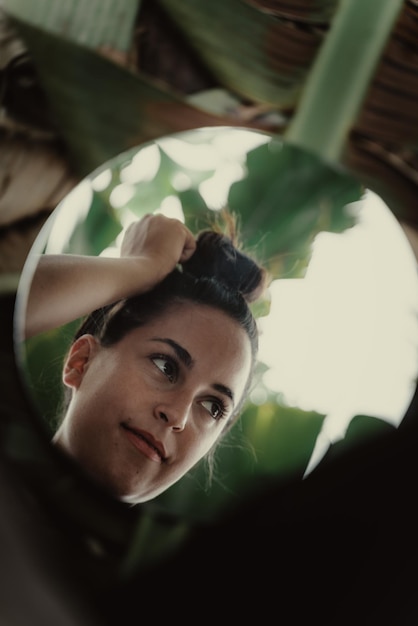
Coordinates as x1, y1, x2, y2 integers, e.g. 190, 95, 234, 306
155, 398, 191, 432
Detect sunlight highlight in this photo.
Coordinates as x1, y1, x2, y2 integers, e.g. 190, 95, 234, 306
45, 180, 92, 254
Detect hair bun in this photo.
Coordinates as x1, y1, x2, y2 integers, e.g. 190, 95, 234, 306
182, 231, 267, 303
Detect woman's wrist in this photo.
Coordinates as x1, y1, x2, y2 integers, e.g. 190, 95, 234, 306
118, 254, 172, 298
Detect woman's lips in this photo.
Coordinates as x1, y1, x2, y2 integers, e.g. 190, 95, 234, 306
121, 424, 167, 463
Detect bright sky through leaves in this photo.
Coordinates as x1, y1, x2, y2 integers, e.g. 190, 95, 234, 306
258, 190, 418, 475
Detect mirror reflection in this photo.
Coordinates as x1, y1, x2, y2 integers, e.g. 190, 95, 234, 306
14, 127, 418, 516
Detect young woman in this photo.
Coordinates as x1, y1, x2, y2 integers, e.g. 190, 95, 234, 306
25, 214, 268, 504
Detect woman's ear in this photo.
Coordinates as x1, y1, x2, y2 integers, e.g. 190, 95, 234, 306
62, 334, 98, 390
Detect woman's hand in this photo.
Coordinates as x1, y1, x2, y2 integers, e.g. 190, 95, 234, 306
25, 214, 197, 338
121, 214, 196, 274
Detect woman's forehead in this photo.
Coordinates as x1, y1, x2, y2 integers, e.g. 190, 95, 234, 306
128, 302, 252, 371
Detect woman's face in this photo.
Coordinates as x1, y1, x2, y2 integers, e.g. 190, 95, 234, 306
54, 302, 252, 503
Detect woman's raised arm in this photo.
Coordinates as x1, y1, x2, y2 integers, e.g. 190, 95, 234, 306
25, 214, 196, 338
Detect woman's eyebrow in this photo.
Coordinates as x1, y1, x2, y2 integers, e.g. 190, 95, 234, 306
212, 383, 234, 404
150, 337, 194, 368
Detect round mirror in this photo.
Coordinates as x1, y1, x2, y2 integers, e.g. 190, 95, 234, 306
14, 126, 418, 520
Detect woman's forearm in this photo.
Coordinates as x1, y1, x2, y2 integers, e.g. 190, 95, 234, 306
25, 215, 196, 338
25, 253, 163, 338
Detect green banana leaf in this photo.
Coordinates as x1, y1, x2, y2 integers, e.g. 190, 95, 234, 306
159, 0, 330, 107
228, 140, 362, 277
6, 17, 270, 178
4, 0, 409, 221
3, 0, 140, 53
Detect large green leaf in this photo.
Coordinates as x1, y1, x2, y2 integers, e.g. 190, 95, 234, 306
228, 140, 363, 277
5, 0, 408, 218
6, 18, 265, 177
159, 0, 330, 107
3, 0, 140, 53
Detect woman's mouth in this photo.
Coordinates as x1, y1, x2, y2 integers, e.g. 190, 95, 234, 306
121, 423, 167, 463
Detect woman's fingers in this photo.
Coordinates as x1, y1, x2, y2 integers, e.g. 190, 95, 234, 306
178, 224, 197, 262
121, 214, 196, 267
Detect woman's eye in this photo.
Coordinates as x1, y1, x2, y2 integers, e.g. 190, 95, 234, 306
201, 399, 227, 421
152, 356, 177, 383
